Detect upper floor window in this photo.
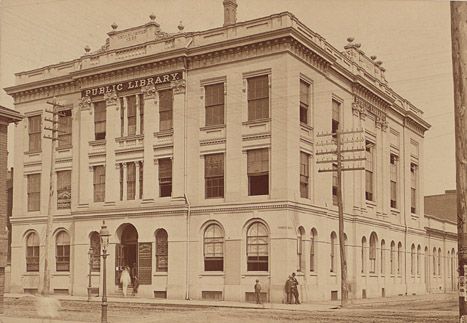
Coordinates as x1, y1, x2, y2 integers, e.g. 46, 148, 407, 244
300, 152, 310, 198
94, 101, 106, 140
159, 89, 173, 131
57, 170, 71, 209
155, 229, 168, 272
58, 109, 72, 147
93, 165, 105, 202
331, 99, 340, 138
27, 174, 41, 212
139, 94, 144, 134
246, 222, 269, 271
247, 148, 269, 196
56, 231, 70, 272
247, 75, 269, 121
205, 153, 224, 198
26, 232, 40, 272
127, 95, 137, 136
204, 223, 224, 271
139, 161, 143, 199
390, 154, 398, 208
28, 115, 41, 152
410, 163, 418, 214
205, 83, 224, 126
365, 141, 375, 201
127, 162, 136, 200
159, 158, 172, 197
332, 163, 338, 205
300, 80, 310, 124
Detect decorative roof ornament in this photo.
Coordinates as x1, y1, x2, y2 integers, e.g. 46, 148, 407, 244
178, 21, 184, 32
111, 22, 118, 30
84, 45, 91, 54
370, 55, 377, 60
150, 13, 156, 21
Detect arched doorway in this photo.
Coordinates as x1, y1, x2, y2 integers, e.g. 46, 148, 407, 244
115, 224, 138, 285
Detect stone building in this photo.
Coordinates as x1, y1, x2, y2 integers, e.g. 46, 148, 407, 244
4, 2, 457, 302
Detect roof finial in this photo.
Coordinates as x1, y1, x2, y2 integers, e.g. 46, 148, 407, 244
84, 45, 91, 54
178, 21, 184, 32
111, 22, 118, 30
149, 13, 156, 21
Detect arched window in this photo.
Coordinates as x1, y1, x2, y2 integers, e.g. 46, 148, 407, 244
56, 231, 70, 272
155, 229, 168, 272
380, 239, 385, 275
204, 224, 224, 271
361, 236, 367, 273
310, 228, 317, 272
438, 248, 442, 277
247, 222, 269, 271
410, 244, 415, 275
330, 232, 337, 273
390, 241, 395, 274
26, 232, 40, 272
90, 231, 100, 272
433, 247, 437, 276
397, 242, 402, 275
369, 233, 377, 273
417, 245, 421, 275
297, 227, 305, 272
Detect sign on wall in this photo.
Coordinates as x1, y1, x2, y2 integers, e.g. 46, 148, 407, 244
81, 71, 183, 98
138, 243, 152, 285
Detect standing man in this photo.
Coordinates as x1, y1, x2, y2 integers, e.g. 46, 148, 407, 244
291, 272, 300, 304
285, 276, 292, 304
254, 279, 262, 304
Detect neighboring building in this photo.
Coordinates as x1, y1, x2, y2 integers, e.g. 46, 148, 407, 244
4, 2, 456, 302
0, 106, 22, 311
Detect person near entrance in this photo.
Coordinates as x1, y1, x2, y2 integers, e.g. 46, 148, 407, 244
120, 266, 131, 297
254, 279, 262, 304
131, 262, 139, 295
285, 276, 292, 304
291, 272, 300, 304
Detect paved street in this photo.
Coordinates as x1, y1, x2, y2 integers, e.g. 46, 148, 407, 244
0, 293, 458, 323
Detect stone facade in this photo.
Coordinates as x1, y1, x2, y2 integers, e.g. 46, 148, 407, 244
4, 10, 456, 302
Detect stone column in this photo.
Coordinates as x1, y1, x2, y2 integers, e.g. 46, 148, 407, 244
135, 94, 140, 135
78, 96, 92, 207
122, 163, 127, 201
171, 79, 186, 200
135, 161, 140, 200
141, 85, 157, 203
104, 91, 119, 206
123, 97, 128, 137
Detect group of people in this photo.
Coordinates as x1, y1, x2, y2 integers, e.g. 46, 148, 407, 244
285, 272, 300, 304
119, 263, 139, 297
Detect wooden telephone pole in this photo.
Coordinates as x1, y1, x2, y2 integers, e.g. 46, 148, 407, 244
316, 128, 365, 306
451, 3, 467, 322
41, 99, 66, 296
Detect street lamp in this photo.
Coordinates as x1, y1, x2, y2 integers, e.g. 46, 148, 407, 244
99, 221, 110, 323
87, 247, 93, 302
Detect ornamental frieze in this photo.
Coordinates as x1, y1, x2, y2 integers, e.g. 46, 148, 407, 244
171, 79, 186, 94
141, 84, 157, 98
79, 96, 92, 110
103, 90, 118, 105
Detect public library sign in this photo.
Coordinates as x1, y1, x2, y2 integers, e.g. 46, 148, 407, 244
81, 71, 183, 98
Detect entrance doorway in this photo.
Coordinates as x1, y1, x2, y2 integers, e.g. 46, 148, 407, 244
115, 224, 138, 285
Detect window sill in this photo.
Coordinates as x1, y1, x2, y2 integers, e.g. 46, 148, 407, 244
200, 124, 226, 131
330, 272, 337, 277
390, 208, 400, 214
200, 272, 225, 277
27, 210, 41, 214
154, 129, 174, 138
242, 272, 270, 277
366, 201, 376, 208
115, 134, 144, 142
153, 272, 168, 276
56, 145, 72, 152
300, 122, 313, 131
89, 139, 106, 146
411, 213, 419, 218
53, 272, 70, 276
309, 272, 318, 276
24, 150, 42, 156
205, 197, 225, 202
369, 274, 378, 277
242, 118, 271, 126
23, 272, 39, 276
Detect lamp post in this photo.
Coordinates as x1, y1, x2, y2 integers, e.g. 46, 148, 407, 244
87, 247, 93, 302
99, 221, 110, 323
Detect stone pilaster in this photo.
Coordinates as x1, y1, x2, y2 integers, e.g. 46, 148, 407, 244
171, 79, 186, 199
104, 91, 118, 206
141, 85, 157, 202
78, 96, 92, 207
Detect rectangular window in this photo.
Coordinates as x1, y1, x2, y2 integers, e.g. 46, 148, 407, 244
300, 80, 310, 124
159, 158, 172, 197
411, 163, 417, 213
247, 148, 269, 196
331, 99, 340, 138
300, 152, 309, 198
58, 110, 72, 147
365, 141, 374, 201
119, 164, 123, 201
56, 245, 70, 272
26, 244, 39, 272
94, 101, 106, 140
27, 174, 41, 211
159, 89, 173, 131
28, 115, 41, 152
205, 154, 224, 198
127, 162, 136, 200
56, 170, 71, 209
127, 95, 137, 136
139, 94, 144, 134
247, 75, 269, 121
390, 154, 398, 208
139, 161, 143, 199
332, 163, 338, 205
205, 83, 224, 126
120, 97, 124, 137
93, 165, 105, 202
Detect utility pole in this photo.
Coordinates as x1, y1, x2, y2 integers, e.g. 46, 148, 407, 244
316, 128, 365, 306
41, 98, 66, 296
451, 3, 467, 322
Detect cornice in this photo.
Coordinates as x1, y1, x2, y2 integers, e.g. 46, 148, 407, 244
425, 226, 457, 240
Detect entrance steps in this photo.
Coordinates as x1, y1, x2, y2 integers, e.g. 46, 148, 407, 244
109, 287, 138, 298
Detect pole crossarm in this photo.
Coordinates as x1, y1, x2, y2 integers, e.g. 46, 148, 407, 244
318, 167, 365, 173
316, 157, 366, 164
316, 148, 365, 155
316, 129, 364, 137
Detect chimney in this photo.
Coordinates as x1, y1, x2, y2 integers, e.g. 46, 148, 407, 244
223, 0, 237, 26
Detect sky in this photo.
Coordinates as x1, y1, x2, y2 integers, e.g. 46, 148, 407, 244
0, 0, 455, 196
